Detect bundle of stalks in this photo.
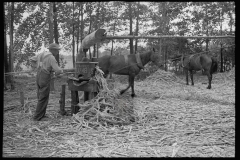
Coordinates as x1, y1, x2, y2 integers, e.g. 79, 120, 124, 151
145, 69, 185, 84
72, 66, 137, 128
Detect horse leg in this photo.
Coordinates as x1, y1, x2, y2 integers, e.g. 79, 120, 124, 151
206, 71, 212, 89
120, 75, 131, 95
185, 69, 189, 85
189, 70, 194, 86
130, 76, 136, 97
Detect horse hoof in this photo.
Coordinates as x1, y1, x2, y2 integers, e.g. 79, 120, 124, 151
186, 83, 189, 85
192, 84, 194, 86
131, 94, 135, 98
207, 86, 211, 89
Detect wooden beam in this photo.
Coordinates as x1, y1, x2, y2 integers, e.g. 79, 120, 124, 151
105, 35, 235, 39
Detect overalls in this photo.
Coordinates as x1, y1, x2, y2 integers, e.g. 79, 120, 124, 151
33, 54, 52, 121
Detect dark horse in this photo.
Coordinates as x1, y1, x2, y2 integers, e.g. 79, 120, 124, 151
98, 48, 162, 97
181, 54, 218, 89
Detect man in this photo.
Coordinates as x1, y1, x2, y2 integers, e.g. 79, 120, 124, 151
30, 43, 64, 121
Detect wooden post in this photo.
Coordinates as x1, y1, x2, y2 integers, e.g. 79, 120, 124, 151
71, 91, 79, 115
220, 43, 223, 72
84, 91, 89, 101
159, 39, 162, 67
165, 42, 168, 71
19, 90, 24, 106
84, 92, 97, 102
59, 84, 66, 115
89, 92, 98, 100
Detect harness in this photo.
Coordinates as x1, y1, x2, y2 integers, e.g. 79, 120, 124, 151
123, 53, 144, 70
182, 54, 195, 68
135, 53, 144, 69
38, 53, 52, 74
188, 54, 195, 66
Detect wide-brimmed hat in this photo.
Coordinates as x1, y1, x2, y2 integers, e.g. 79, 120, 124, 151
47, 43, 61, 50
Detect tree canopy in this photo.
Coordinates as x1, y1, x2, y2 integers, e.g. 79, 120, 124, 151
4, 2, 235, 71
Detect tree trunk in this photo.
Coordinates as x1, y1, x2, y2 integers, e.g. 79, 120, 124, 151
96, 43, 98, 58
4, 2, 8, 89
135, 2, 140, 54
49, 3, 55, 91
80, 4, 84, 44
76, 3, 81, 55
72, 2, 75, 68
53, 2, 59, 64
219, 10, 223, 73
129, 2, 134, 54
205, 9, 209, 52
161, 2, 167, 71
109, 3, 118, 79
4, 4, 9, 83
49, 3, 54, 44
53, 2, 59, 65
4, 65, 8, 90
110, 5, 118, 57
76, 3, 85, 61
159, 39, 162, 58
9, 2, 15, 90
93, 2, 101, 58
228, 11, 234, 67
165, 45, 168, 71
88, 7, 92, 59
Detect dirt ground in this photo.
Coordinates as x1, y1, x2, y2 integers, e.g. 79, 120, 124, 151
3, 69, 235, 157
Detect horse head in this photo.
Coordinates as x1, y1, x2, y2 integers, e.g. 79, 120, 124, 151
149, 48, 162, 68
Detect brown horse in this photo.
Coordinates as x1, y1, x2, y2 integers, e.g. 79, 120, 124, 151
181, 54, 218, 89
97, 48, 162, 97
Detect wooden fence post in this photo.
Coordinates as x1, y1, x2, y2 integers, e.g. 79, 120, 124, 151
19, 89, 24, 106
71, 91, 79, 115
59, 84, 66, 115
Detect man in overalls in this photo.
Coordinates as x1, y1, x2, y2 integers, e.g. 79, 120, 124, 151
30, 43, 64, 121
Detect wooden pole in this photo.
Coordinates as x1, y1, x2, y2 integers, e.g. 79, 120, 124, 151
9, 2, 15, 90
105, 35, 235, 40
159, 39, 162, 65
220, 43, 223, 72
19, 90, 24, 106
59, 84, 66, 115
71, 91, 79, 115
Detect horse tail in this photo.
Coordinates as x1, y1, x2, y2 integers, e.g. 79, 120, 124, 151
210, 57, 218, 74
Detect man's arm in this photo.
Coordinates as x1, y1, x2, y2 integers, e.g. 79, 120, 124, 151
49, 56, 63, 75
